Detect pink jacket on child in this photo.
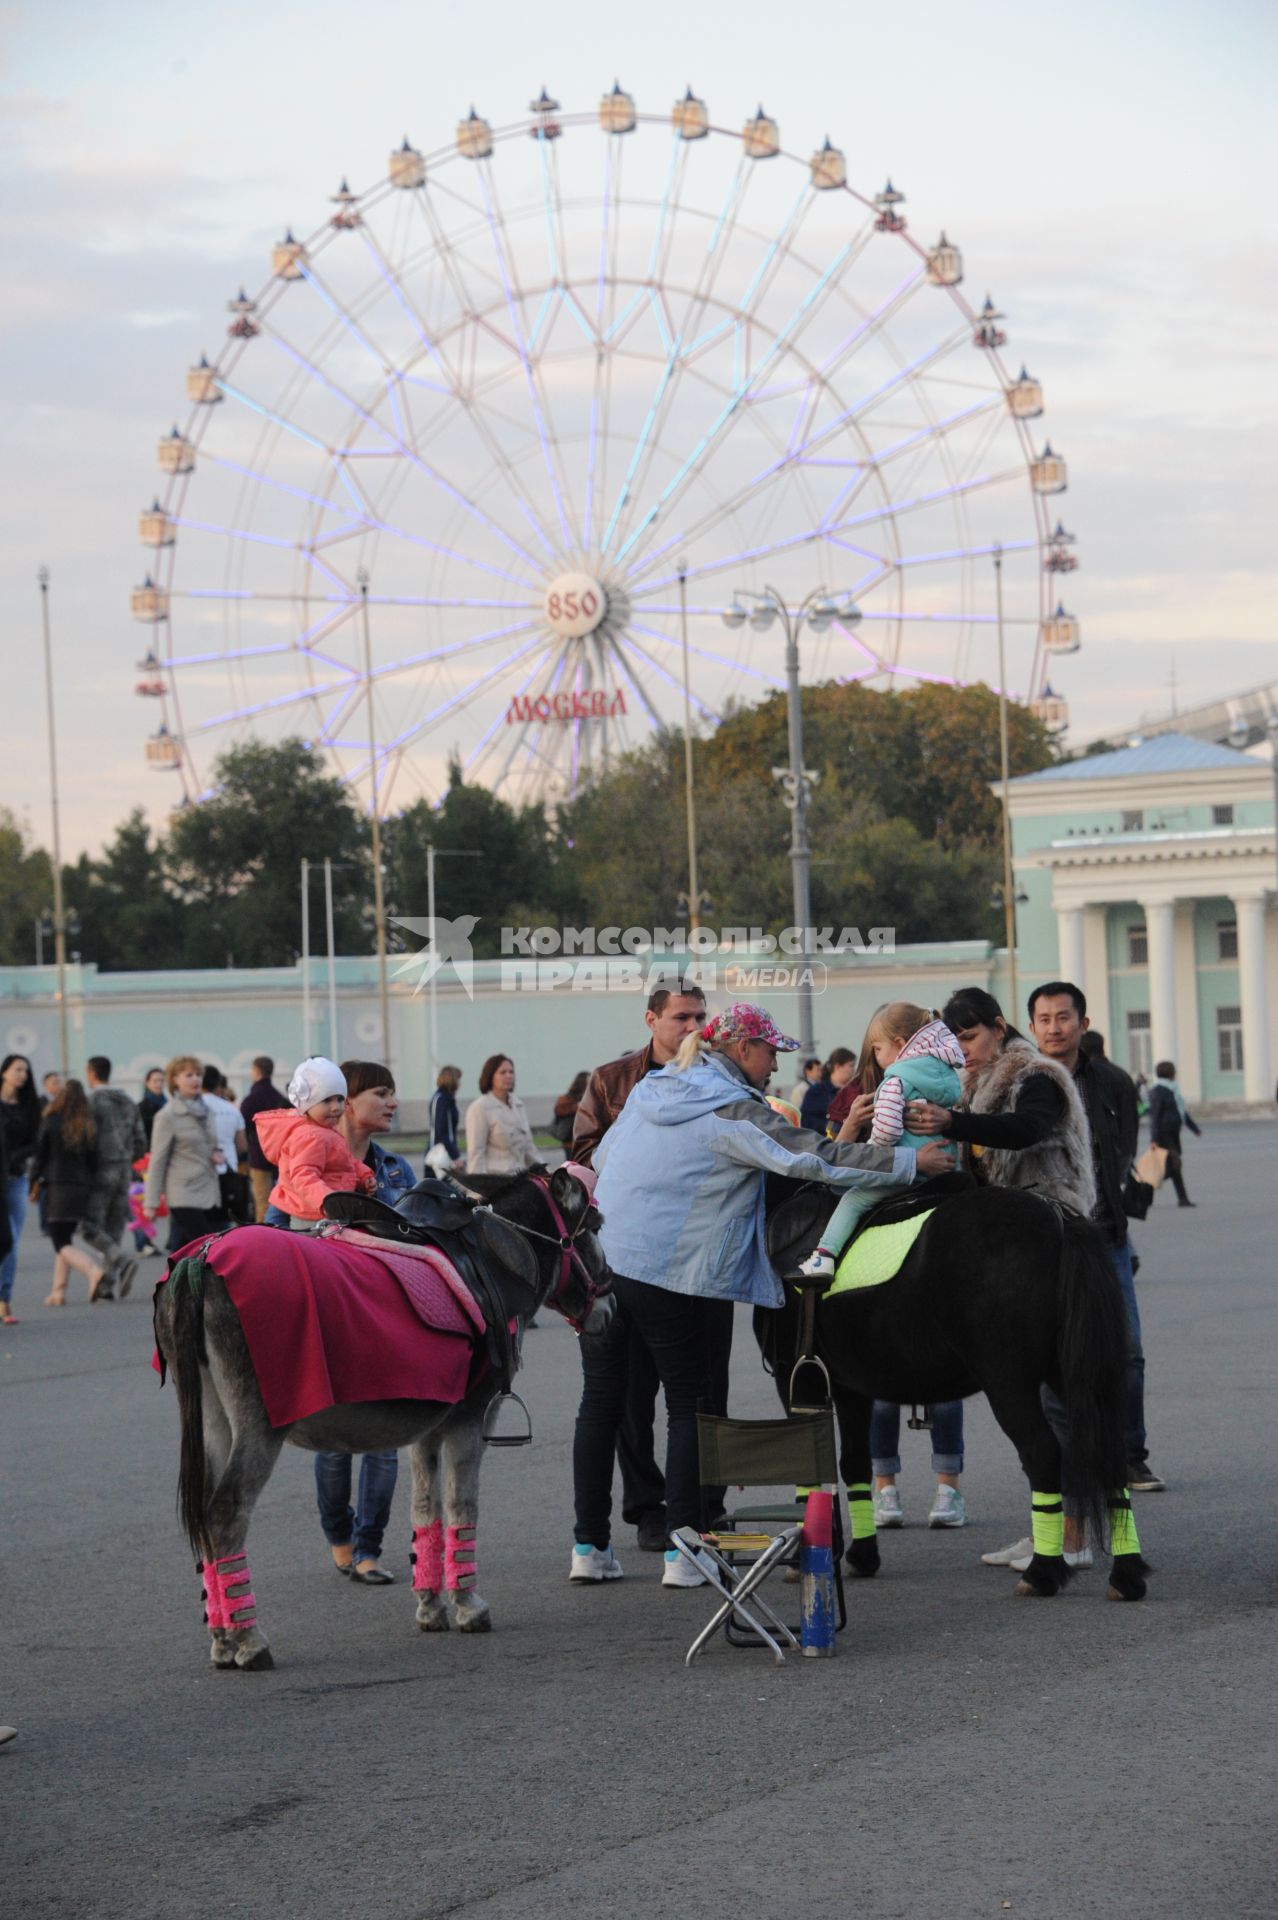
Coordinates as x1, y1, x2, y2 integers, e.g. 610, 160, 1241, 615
254, 1108, 377, 1220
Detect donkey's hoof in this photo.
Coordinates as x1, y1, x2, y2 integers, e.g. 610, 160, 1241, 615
457, 1608, 492, 1634
236, 1644, 275, 1670
1014, 1577, 1056, 1597
416, 1601, 450, 1632
1106, 1578, 1147, 1603
1106, 1552, 1148, 1602
209, 1637, 237, 1668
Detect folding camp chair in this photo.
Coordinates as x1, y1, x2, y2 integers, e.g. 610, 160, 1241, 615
669, 1409, 846, 1666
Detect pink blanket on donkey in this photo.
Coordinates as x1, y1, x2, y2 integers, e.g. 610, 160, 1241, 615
166, 1225, 486, 1428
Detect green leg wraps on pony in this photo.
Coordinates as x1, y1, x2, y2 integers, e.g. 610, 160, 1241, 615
1030, 1490, 1065, 1559
1108, 1491, 1141, 1557
847, 1483, 876, 1543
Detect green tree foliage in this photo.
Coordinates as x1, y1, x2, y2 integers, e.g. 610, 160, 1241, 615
385, 762, 569, 956
63, 810, 183, 971
0, 810, 54, 965
165, 740, 369, 966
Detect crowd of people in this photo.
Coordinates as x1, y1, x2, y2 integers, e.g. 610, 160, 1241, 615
0, 979, 1191, 1593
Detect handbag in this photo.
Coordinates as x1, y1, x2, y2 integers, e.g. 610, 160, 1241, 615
1134, 1144, 1168, 1190
1122, 1173, 1154, 1221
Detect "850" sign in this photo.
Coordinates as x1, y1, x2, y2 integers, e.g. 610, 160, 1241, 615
543, 572, 608, 638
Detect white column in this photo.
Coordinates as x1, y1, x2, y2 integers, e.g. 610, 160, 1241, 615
1142, 899, 1178, 1067
1172, 902, 1202, 1102
1055, 903, 1085, 988
1234, 891, 1271, 1102
1082, 904, 1112, 1041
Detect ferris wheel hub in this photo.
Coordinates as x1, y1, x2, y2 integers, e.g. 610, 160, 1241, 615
543, 571, 608, 639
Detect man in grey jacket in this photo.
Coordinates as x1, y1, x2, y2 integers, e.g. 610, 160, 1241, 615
81, 1057, 145, 1300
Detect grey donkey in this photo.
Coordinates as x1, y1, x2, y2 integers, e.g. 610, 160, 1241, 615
153, 1165, 613, 1669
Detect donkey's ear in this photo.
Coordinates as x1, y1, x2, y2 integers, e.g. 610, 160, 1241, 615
550, 1164, 580, 1210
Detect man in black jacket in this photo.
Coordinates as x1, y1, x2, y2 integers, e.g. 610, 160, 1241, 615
1030, 983, 1164, 1493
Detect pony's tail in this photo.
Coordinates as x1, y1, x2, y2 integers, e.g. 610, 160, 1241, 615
169, 1256, 213, 1559
1055, 1215, 1130, 1537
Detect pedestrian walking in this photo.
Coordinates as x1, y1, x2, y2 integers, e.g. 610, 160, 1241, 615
239, 1056, 290, 1223
138, 1067, 167, 1148
33, 1080, 109, 1305
1147, 1060, 1201, 1207
141, 1057, 224, 1252
79, 1058, 145, 1300
201, 1066, 248, 1223
312, 1060, 418, 1586
464, 1055, 538, 1175
427, 1066, 463, 1173
571, 982, 708, 1551
0, 1054, 42, 1323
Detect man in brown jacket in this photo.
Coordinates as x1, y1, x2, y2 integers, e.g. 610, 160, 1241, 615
573, 981, 708, 1550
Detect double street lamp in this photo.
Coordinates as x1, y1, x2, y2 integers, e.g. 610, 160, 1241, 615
721, 585, 862, 1054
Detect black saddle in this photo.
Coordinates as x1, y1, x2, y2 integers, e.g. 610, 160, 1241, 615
322, 1180, 540, 1392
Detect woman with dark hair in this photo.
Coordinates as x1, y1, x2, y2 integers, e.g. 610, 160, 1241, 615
427, 1065, 463, 1173
0, 1054, 42, 1322
33, 1080, 109, 1305
310, 1061, 416, 1587
552, 1071, 589, 1147
799, 1046, 856, 1134
138, 1067, 167, 1149
906, 983, 1097, 1569
465, 1054, 538, 1175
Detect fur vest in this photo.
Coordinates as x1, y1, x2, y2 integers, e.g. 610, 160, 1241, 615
962, 1040, 1096, 1217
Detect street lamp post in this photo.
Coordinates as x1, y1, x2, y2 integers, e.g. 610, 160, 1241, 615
676, 560, 703, 931
358, 571, 392, 1067
38, 568, 70, 1075
992, 546, 1020, 1020
721, 584, 862, 1055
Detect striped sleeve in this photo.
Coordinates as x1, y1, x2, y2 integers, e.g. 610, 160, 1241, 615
869, 1076, 905, 1146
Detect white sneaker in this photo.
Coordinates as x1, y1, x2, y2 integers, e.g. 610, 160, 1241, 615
569, 1543, 623, 1583
797, 1247, 836, 1280
927, 1487, 967, 1529
980, 1534, 1034, 1567
1009, 1545, 1093, 1572
873, 1486, 904, 1529
662, 1547, 714, 1588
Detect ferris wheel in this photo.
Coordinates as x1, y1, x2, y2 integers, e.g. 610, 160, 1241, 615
133, 85, 1080, 811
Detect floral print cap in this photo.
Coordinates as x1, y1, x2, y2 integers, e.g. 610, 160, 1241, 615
701, 1002, 800, 1051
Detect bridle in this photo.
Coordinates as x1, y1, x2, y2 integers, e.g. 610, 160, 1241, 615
509, 1173, 612, 1334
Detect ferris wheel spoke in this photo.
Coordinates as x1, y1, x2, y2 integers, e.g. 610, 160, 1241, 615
475, 163, 577, 554
358, 222, 561, 567
627, 620, 782, 697
490, 637, 573, 796
611, 228, 857, 571
463, 645, 554, 783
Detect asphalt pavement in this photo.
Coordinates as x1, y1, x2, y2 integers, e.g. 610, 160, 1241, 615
2, 1121, 1275, 1920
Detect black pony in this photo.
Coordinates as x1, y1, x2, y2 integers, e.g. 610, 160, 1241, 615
762, 1177, 1147, 1601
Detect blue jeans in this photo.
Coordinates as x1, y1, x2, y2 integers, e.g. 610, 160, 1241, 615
870, 1400, 965, 1477
1043, 1236, 1146, 1507
314, 1451, 400, 1561
0, 1174, 28, 1304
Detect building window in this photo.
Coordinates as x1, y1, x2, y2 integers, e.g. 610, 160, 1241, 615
1216, 1005, 1244, 1074
1120, 809, 1144, 832
1217, 919, 1238, 961
1126, 1010, 1152, 1079
1127, 924, 1148, 966
1212, 803, 1234, 827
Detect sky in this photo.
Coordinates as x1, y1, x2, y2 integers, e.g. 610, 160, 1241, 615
2, 0, 1276, 858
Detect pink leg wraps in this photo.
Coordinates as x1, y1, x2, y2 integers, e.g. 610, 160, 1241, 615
445, 1524, 476, 1591
411, 1521, 444, 1593
199, 1553, 257, 1632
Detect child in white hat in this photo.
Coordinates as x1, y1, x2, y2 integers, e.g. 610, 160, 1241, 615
254, 1057, 376, 1229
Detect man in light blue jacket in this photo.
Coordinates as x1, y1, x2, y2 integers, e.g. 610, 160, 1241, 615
571, 1002, 950, 1589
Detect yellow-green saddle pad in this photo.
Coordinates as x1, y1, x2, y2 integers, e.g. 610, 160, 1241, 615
825, 1208, 935, 1297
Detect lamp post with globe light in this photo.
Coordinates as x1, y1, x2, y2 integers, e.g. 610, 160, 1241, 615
721, 586, 862, 1054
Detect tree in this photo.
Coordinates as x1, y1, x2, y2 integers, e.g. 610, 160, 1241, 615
0, 810, 53, 966
165, 739, 369, 966
385, 763, 569, 957
63, 809, 183, 971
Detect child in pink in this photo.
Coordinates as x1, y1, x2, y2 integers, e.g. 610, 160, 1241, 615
255, 1057, 376, 1229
